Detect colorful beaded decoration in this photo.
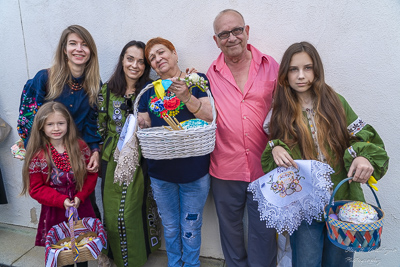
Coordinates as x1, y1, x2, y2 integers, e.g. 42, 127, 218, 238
50, 143, 71, 172
68, 81, 83, 91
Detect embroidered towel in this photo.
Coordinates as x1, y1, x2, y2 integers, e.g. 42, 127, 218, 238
113, 114, 139, 185
248, 160, 334, 234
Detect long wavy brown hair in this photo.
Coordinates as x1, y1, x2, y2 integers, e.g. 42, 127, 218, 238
270, 42, 350, 167
21, 102, 87, 195
47, 25, 100, 106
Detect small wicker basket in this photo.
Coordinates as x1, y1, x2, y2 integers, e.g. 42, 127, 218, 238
324, 177, 384, 252
45, 216, 106, 266
133, 83, 217, 160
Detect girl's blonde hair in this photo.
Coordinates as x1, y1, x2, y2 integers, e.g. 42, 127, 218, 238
47, 25, 100, 106
21, 102, 87, 195
270, 42, 351, 168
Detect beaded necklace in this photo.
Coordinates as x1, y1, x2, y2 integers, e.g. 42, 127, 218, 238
67, 81, 83, 91
50, 143, 71, 172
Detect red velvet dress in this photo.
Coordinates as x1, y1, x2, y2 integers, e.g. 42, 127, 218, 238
29, 140, 97, 246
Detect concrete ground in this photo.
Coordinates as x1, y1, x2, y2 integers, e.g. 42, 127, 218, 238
0, 222, 225, 267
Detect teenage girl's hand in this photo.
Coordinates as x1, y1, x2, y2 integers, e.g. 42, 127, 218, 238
73, 197, 81, 209
272, 146, 298, 169
87, 151, 100, 173
348, 156, 374, 184
63, 198, 74, 210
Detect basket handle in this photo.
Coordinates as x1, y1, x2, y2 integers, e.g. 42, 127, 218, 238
133, 81, 217, 127
67, 207, 80, 261
324, 177, 381, 221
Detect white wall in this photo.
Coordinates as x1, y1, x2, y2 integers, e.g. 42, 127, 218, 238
1, 0, 399, 265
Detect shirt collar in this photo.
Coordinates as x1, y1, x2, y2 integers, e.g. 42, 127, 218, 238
212, 44, 268, 72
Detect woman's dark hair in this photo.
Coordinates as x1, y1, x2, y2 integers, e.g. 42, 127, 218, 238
107, 40, 151, 97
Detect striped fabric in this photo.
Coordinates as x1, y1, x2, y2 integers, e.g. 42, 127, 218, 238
45, 217, 107, 267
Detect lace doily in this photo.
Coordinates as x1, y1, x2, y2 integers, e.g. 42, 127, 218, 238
248, 160, 334, 235
114, 114, 139, 185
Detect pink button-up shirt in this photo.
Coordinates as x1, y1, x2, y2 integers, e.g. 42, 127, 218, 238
207, 44, 279, 182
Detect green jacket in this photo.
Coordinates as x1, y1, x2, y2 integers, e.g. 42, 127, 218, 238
261, 94, 389, 202
98, 83, 137, 162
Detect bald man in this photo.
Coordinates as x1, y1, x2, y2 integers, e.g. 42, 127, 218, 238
207, 9, 279, 267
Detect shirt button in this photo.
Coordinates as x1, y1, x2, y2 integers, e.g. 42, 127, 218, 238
243, 116, 246, 119
246, 149, 249, 152
70, 104, 73, 107
245, 133, 248, 137
242, 100, 245, 102
71, 92, 74, 94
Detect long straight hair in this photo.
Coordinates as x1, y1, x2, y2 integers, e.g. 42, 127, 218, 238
47, 25, 100, 106
270, 42, 351, 167
107, 40, 151, 97
21, 102, 87, 195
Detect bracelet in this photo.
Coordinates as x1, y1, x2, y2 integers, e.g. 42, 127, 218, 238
192, 101, 202, 115
183, 93, 192, 104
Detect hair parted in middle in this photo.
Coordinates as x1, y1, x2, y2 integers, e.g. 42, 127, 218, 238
107, 40, 151, 97
21, 101, 88, 195
47, 25, 100, 106
145, 37, 176, 64
269, 41, 351, 168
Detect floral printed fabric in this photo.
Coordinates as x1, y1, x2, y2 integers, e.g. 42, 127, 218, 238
149, 91, 185, 117
17, 79, 43, 140
248, 160, 334, 235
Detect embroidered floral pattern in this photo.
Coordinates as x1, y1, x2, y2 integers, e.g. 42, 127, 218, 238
248, 160, 334, 234
348, 117, 366, 136
17, 92, 42, 140
149, 92, 184, 117
267, 169, 305, 197
304, 108, 326, 162
29, 158, 48, 174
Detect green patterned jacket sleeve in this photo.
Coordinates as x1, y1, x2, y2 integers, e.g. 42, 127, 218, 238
261, 139, 293, 174
339, 94, 389, 181
97, 84, 109, 141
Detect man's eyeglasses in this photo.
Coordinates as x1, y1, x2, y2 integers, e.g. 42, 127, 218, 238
216, 27, 245, 40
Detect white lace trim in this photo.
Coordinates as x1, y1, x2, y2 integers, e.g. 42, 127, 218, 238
348, 117, 366, 136
248, 160, 334, 235
113, 114, 139, 186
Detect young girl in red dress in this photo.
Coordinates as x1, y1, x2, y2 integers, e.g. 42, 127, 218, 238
21, 101, 97, 267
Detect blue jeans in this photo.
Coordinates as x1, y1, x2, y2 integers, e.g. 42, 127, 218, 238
150, 174, 210, 267
290, 220, 354, 267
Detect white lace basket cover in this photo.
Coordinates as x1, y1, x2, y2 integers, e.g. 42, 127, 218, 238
248, 160, 334, 235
